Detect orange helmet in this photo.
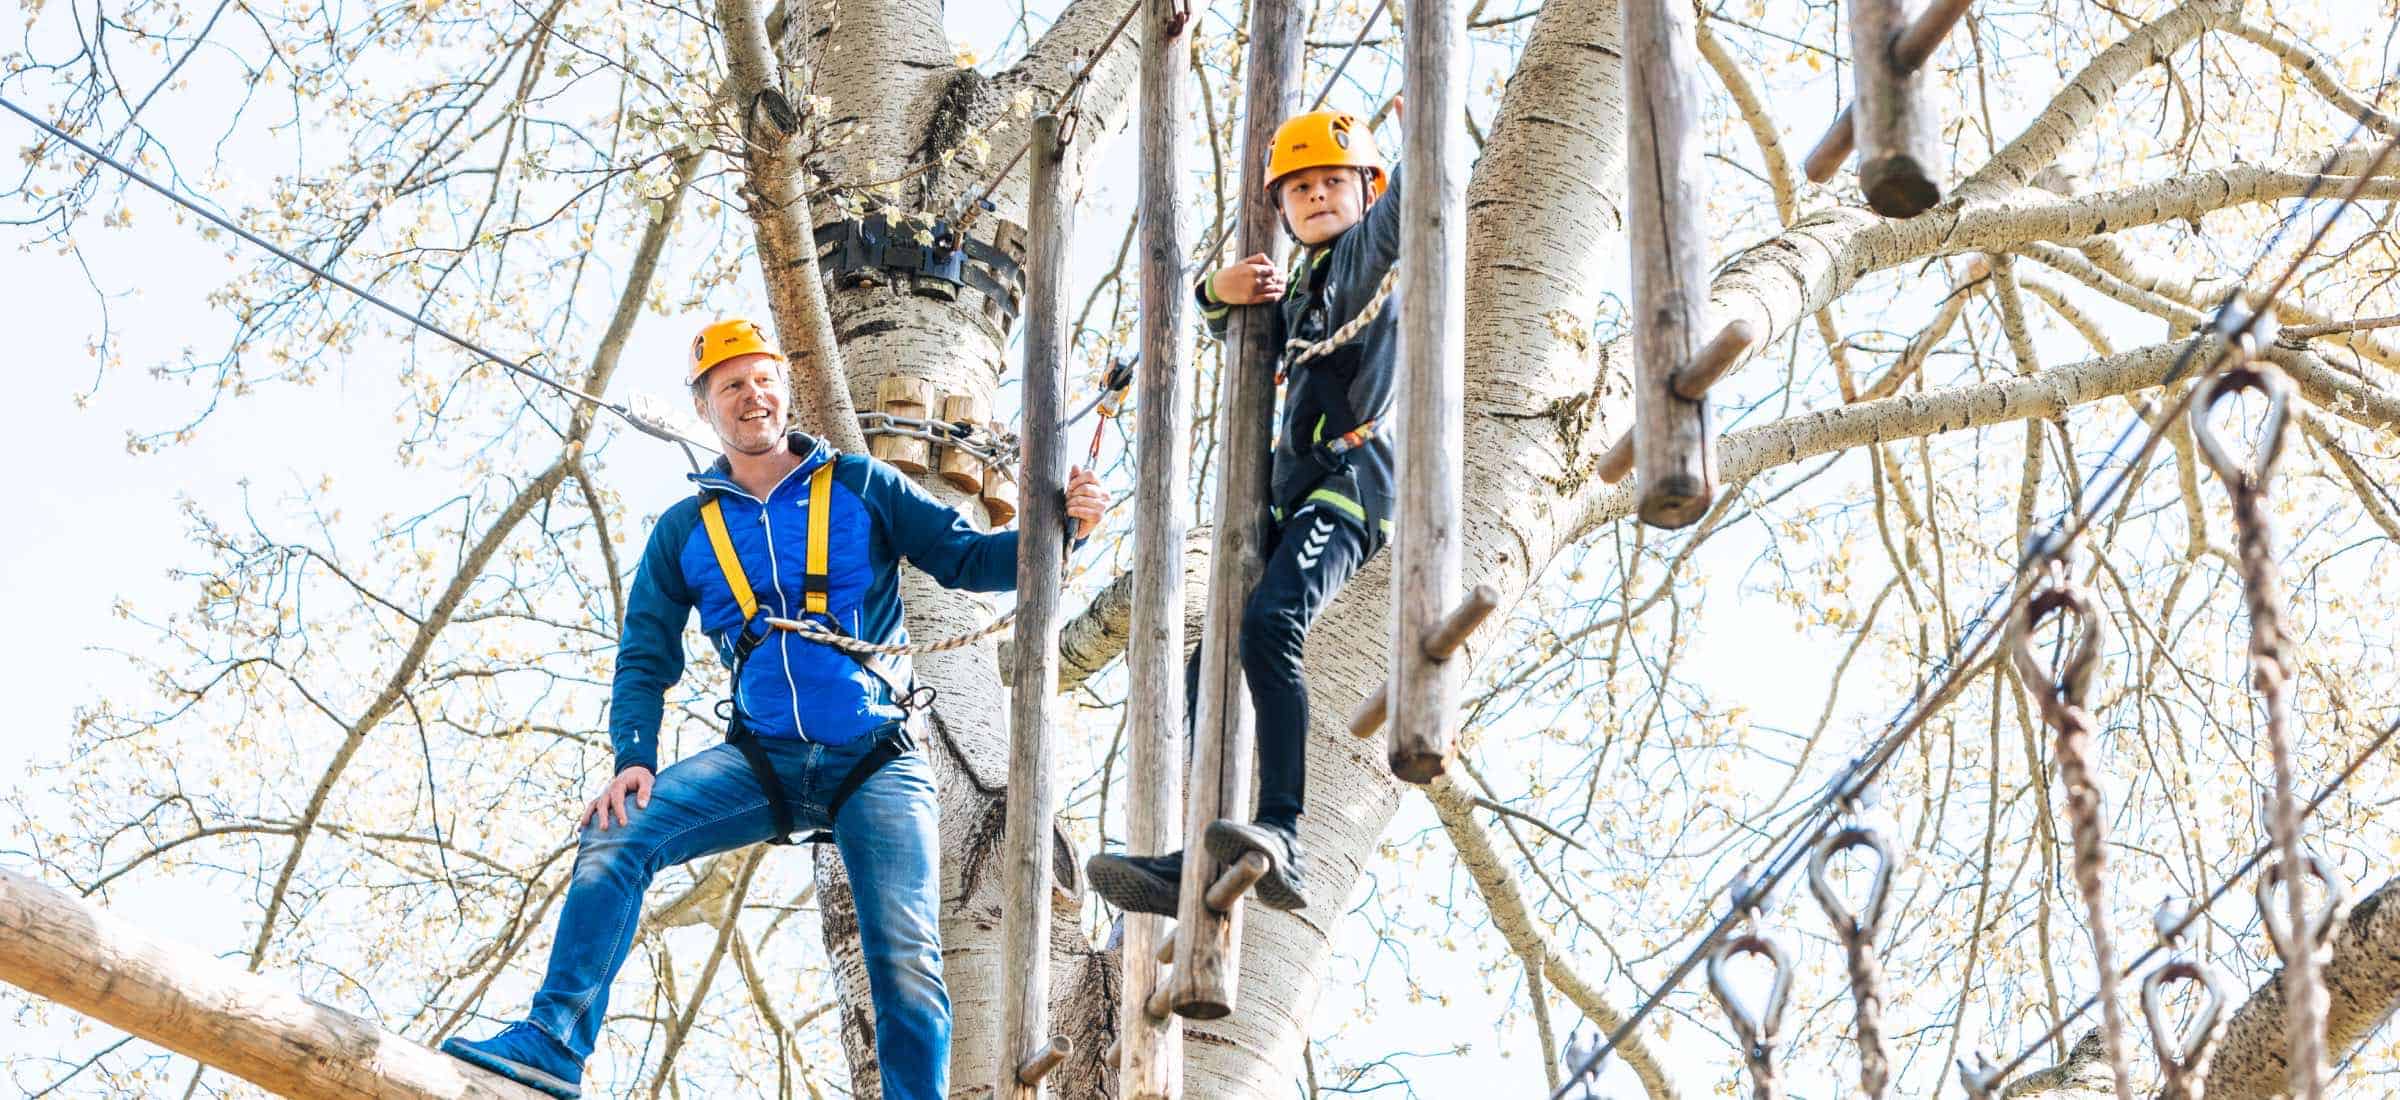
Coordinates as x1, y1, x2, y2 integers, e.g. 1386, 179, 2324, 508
1265, 110, 1387, 199
687, 318, 785, 386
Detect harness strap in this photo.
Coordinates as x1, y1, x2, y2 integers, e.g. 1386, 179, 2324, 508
803, 461, 833, 616
699, 496, 760, 622
726, 719, 803, 846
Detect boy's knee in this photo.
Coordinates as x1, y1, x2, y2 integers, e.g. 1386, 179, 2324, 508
1240, 592, 1305, 655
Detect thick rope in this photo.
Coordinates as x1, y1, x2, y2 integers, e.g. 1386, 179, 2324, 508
765, 610, 1017, 657
2015, 575, 2139, 1100
1284, 264, 1399, 369
2197, 358, 2327, 1100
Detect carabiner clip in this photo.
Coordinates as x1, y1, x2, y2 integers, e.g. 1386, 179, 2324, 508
2190, 360, 2294, 492
2010, 565, 2110, 711
2141, 955, 2228, 1080
2256, 848, 2347, 962
1808, 820, 1901, 942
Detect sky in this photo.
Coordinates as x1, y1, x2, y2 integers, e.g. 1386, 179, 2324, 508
5, 0, 2388, 1097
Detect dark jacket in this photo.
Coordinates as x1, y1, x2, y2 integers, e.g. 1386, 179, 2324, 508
1195, 164, 1403, 540
609, 432, 1018, 773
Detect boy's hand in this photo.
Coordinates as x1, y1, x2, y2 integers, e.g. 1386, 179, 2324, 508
1210, 252, 1285, 305
1065, 466, 1108, 541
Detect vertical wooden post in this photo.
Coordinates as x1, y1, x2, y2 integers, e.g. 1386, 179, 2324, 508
1386, 0, 1468, 783
998, 112, 1072, 1099
1848, 0, 1943, 217
1171, 0, 1304, 1022
1118, 0, 1192, 1092
1623, 0, 1717, 531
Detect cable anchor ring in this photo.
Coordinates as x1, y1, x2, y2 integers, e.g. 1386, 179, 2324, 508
2009, 567, 2109, 712
2256, 848, 2348, 963
2190, 359, 2294, 493
2142, 898, 2230, 1087
1807, 819, 1899, 942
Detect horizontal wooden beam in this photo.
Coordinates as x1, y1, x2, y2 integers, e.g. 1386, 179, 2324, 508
0, 868, 540, 1100
1204, 852, 1271, 913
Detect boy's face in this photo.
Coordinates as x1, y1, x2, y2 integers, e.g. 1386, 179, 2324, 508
1278, 165, 1370, 246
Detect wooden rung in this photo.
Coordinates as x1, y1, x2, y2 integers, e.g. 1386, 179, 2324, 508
871, 376, 933, 474
1670, 321, 1759, 401
1155, 930, 1177, 965
1802, 0, 1974, 187
936, 393, 984, 493
1598, 429, 1636, 485
979, 439, 1019, 526
1204, 852, 1271, 913
1348, 585, 1501, 739
1014, 1036, 1073, 1085
1145, 977, 1176, 1021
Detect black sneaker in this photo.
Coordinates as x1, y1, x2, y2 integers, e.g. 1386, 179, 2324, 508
1203, 819, 1309, 911
1086, 850, 1184, 917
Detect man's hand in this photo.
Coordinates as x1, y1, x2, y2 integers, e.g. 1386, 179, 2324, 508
584, 765, 655, 831
1066, 466, 1108, 541
1209, 252, 1285, 305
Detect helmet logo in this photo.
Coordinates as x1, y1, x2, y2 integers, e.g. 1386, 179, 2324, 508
1332, 129, 1350, 150
692, 335, 707, 363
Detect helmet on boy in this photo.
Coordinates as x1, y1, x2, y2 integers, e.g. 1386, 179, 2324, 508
688, 318, 786, 386
1264, 110, 1387, 199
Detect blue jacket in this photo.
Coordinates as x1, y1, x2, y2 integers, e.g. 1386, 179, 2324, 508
609, 432, 1019, 773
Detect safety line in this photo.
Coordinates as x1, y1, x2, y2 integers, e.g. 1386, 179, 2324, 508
1555, 119, 2400, 1095
0, 94, 722, 457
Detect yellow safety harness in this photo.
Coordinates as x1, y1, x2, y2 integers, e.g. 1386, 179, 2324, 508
697, 459, 915, 846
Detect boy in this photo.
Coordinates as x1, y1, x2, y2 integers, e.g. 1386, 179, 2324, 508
1088, 103, 1403, 915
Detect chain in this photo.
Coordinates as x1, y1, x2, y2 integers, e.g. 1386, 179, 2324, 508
1705, 874, 1792, 1100
1808, 812, 1899, 1099
2188, 313, 2330, 1100
2145, 898, 2232, 1100
2009, 565, 2139, 1100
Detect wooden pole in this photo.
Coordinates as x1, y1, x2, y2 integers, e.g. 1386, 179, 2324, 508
997, 111, 1072, 1100
1802, 0, 1973, 189
1170, 0, 1304, 1022
1119, 0, 1191, 1091
0, 868, 541, 1100
1846, 0, 1946, 216
1386, 0, 1471, 784
1623, 0, 1717, 530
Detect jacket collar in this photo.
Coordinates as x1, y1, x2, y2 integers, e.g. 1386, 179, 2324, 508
688, 431, 834, 501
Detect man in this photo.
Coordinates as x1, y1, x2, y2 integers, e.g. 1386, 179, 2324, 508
443, 318, 1108, 1099
1087, 103, 1404, 917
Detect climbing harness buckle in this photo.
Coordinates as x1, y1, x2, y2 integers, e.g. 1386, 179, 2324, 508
2009, 564, 2108, 712
2255, 848, 2347, 962
2190, 359, 2294, 492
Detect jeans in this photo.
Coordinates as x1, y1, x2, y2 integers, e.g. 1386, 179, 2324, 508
1181, 502, 1376, 829
525, 730, 949, 1099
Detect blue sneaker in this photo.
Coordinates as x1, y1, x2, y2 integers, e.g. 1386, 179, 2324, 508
441, 1022, 583, 1099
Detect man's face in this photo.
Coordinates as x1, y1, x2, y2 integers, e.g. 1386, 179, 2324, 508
693, 353, 790, 456
1279, 165, 1369, 245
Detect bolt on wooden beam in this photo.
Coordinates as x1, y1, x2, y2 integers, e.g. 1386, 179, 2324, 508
1014, 1037, 1074, 1086
1349, 585, 1502, 741
1387, 0, 1470, 785
1118, 0, 1193, 1093
1169, 0, 1304, 1024
1624, 0, 1718, 530
995, 111, 1072, 1100
1804, 0, 1974, 202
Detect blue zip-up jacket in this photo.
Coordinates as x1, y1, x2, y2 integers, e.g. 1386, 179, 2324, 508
608, 431, 1019, 774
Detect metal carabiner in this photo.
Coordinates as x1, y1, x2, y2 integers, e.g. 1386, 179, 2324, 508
2256, 848, 2349, 961
2009, 566, 2110, 711
2189, 359, 2294, 493
1807, 821, 1900, 942
1706, 928, 1793, 1061
2208, 297, 2281, 362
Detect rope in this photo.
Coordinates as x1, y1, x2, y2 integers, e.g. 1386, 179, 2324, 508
1971, 705, 2400, 1091
2011, 568, 2139, 1100
1807, 815, 1898, 1099
0, 95, 723, 460
1283, 264, 1399, 372
2191, 345, 2328, 1100
764, 610, 1017, 657
1555, 119, 2400, 1097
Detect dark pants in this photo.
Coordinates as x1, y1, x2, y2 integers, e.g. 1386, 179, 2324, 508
1183, 501, 1376, 830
